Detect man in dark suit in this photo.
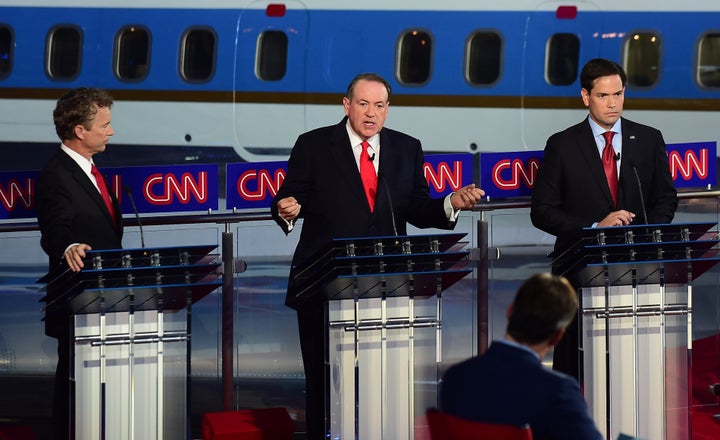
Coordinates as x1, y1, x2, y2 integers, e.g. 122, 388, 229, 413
36, 87, 122, 440
270, 72, 485, 439
440, 273, 603, 440
530, 58, 677, 379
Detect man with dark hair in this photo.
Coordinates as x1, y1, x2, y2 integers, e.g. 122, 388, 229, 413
271, 72, 485, 439
37, 87, 122, 440
440, 273, 602, 440
530, 58, 677, 379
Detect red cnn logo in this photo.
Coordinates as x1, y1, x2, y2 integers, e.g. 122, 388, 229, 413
144, 172, 209, 205
491, 158, 540, 190
424, 161, 463, 192
668, 149, 708, 181
0, 178, 34, 211
236, 168, 286, 201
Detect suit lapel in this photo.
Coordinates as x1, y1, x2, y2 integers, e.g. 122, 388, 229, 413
329, 120, 370, 210
577, 120, 615, 207
617, 118, 639, 202
61, 152, 116, 225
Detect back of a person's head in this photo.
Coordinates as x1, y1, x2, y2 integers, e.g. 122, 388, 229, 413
506, 273, 578, 345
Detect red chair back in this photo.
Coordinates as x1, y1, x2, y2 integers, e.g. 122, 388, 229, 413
427, 409, 533, 440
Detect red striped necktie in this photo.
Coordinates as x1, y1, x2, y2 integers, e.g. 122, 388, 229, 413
602, 131, 618, 206
359, 141, 377, 211
91, 164, 117, 226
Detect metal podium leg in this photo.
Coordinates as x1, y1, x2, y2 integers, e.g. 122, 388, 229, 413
354, 295, 360, 440
407, 294, 415, 440
100, 302, 107, 440
632, 272, 639, 439
381, 294, 387, 440
157, 301, 164, 440
659, 270, 667, 440
603, 271, 611, 439
686, 274, 693, 439
128, 298, 136, 440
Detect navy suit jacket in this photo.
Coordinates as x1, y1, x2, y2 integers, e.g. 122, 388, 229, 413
271, 118, 453, 308
530, 117, 677, 254
440, 342, 603, 440
37, 149, 123, 335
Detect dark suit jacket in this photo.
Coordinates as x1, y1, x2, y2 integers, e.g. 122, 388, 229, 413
440, 342, 603, 440
530, 117, 677, 254
36, 149, 123, 335
271, 118, 454, 308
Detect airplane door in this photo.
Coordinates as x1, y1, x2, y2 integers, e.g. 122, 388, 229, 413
519, 1, 602, 149
233, 2, 308, 162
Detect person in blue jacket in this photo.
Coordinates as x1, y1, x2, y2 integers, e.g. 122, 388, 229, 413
440, 272, 603, 440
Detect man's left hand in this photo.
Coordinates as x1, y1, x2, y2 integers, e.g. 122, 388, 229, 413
451, 184, 485, 210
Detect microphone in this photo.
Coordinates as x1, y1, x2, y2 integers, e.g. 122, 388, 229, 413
614, 152, 621, 161
369, 152, 376, 162
628, 160, 649, 225
377, 171, 398, 236
124, 185, 146, 248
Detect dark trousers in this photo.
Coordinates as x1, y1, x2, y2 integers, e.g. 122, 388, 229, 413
552, 268, 582, 382
552, 313, 581, 381
297, 302, 329, 440
51, 328, 72, 440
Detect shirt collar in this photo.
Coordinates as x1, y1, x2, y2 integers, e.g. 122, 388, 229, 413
588, 117, 622, 139
61, 144, 93, 174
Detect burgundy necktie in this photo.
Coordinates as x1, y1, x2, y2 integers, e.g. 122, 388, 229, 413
91, 164, 117, 226
602, 131, 618, 206
359, 141, 377, 211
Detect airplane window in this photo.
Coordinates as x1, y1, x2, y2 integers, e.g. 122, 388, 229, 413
546, 33, 579, 86
0, 26, 12, 80
697, 33, 720, 88
466, 31, 502, 86
181, 28, 217, 82
257, 30, 287, 81
624, 32, 661, 88
397, 29, 433, 85
46, 26, 82, 80
115, 26, 151, 81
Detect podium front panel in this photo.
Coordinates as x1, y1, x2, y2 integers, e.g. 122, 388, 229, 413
37, 244, 221, 440
74, 310, 188, 440
582, 283, 690, 440
328, 296, 438, 439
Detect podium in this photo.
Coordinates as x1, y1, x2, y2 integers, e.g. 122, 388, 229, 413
552, 222, 720, 440
39, 245, 222, 440
291, 233, 473, 439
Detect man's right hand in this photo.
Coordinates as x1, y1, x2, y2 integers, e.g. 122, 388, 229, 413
277, 196, 301, 223
597, 210, 635, 227
64, 243, 92, 272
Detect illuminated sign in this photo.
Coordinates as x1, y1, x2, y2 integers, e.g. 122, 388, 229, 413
480, 142, 717, 199
0, 146, 714, 220
0, 171, 37, 219
225, 153, 474, 210
107, 164, 218, 214
423, 153, 474, 198
226, 161, 286, 210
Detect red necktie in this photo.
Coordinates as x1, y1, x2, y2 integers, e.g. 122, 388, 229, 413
91, 164, 117, 226
359, 141, 377, 211
602, 131, 618, 206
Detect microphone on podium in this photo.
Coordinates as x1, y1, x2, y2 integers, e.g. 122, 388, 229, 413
124, 185, 146, 248
377, 171, 398, 237
628, 160, 649, 225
